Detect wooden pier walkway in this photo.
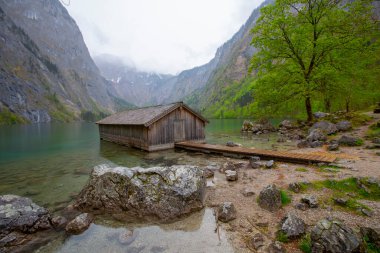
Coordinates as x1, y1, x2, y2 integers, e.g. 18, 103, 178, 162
175, 141, 336, 164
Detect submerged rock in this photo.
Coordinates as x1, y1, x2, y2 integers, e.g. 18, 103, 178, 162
74, 164, 206, 222
249, 233, 265, 250
65, 213, 93, 234
217, 202, 237, 222
0, 195, 53, 252
258, 184, 282, 212
307, 129, 327, 142
226, 141, 241, 147
311, 219, 361, 253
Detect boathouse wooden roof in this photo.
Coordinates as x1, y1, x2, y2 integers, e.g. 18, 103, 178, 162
96, 102, 208, 127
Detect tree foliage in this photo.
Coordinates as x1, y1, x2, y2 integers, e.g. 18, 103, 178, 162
250, 0, 380, 121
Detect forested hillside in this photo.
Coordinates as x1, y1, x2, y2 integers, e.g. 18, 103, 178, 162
191, 0, 380, 120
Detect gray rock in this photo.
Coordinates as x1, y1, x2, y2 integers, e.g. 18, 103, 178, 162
311, 219, 361, 253
241, 188, 255, 197
225, 170, 238, 181
51, 216, 67, 229
74, 164, 206, 222
333, 198, 348, 206
360, 208, 373, 217
328, 143, 339, 151
310, 141, 324, 148
203, 168, 214, 178
118, 229, 138, 245
280, 213, 306, 238
258, 184, 282, 212
297, 140, 310, 148
310, 121, 338, 135
338, 136, 362, 146
217, 202, 237, 222
0, 195, 53, 251
295, 203, 308, 211
279, 120, 294, 129
266, 160, 275, 168
288, 182, 301, 193
65, 213, 93, 234
249, 233, 264, 250
250, 156, 260, 162
250, 157, 261, 169
336, 121, 352, 131
314, 112, 329, 119
267, 241, 286, 253
307, 129, 327, 142
301, 195, 318, 208
373, 137, 380, 144
226, 141, 241, 147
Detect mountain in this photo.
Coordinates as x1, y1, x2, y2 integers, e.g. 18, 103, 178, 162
0, 0, 130, 124
94, 0, 272, 115
94, 53, 221, 107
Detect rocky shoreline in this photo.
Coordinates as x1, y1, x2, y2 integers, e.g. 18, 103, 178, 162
1, 112, 380, 253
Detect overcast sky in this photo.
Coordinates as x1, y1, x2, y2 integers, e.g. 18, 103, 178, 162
65, 0, 263, 74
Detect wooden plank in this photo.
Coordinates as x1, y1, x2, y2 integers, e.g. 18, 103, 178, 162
175, 141, 336, 164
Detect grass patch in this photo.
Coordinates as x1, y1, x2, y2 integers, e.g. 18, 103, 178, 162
316, 167, 340, 173
276, 231, 289, 243
364, 235, 380, 253
333, 197, 372, 215
299, 234, 312, 253
355, 139, 364, 146
0, 107, 28, 125
280, 190, 292, 206
305, 177, 380, 201
296, 167, 308, 172
366, 121, 380, 138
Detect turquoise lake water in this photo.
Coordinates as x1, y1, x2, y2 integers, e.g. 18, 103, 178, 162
0, 119, 295, 252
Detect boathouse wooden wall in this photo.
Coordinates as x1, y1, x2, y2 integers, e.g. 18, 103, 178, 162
98, 106, 206, 151
148, 107, 205, 150
98, 124, 149, 150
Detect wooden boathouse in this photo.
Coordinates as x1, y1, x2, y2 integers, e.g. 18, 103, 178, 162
96, 102, 208, 151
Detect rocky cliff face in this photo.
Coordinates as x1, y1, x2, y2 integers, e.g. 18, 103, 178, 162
0, 0, 128, 123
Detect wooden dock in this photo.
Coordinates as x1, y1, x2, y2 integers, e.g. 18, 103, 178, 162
175, 141, 336, 164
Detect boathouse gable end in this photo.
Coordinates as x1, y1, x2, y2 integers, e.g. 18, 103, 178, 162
96, 102, 207, 151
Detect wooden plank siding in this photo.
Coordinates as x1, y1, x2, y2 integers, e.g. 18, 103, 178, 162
98, 105, 206, 151
99, 124, 149, 150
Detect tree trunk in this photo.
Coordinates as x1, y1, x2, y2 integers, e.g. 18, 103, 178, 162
324, 97, 331, 112
345, 99, 350, 113
305, 96, 313, 122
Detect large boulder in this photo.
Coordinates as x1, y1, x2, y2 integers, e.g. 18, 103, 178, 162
74, 164, 206, 222
336, 121, 352, 132
307, 129, 327, 142
310, 121, 338, 135
311, 219, 361, 253
0, 195, 53, 252
280, 213, 306, 238
258, 184, 282, 212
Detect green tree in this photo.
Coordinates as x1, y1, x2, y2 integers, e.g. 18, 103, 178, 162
250, 0, 378, 121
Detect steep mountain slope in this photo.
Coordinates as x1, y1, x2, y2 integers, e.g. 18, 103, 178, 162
185, 0, 273, 116
0, 0, 129, 124
94, 53, 221, 107
94, 0, 272, 112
